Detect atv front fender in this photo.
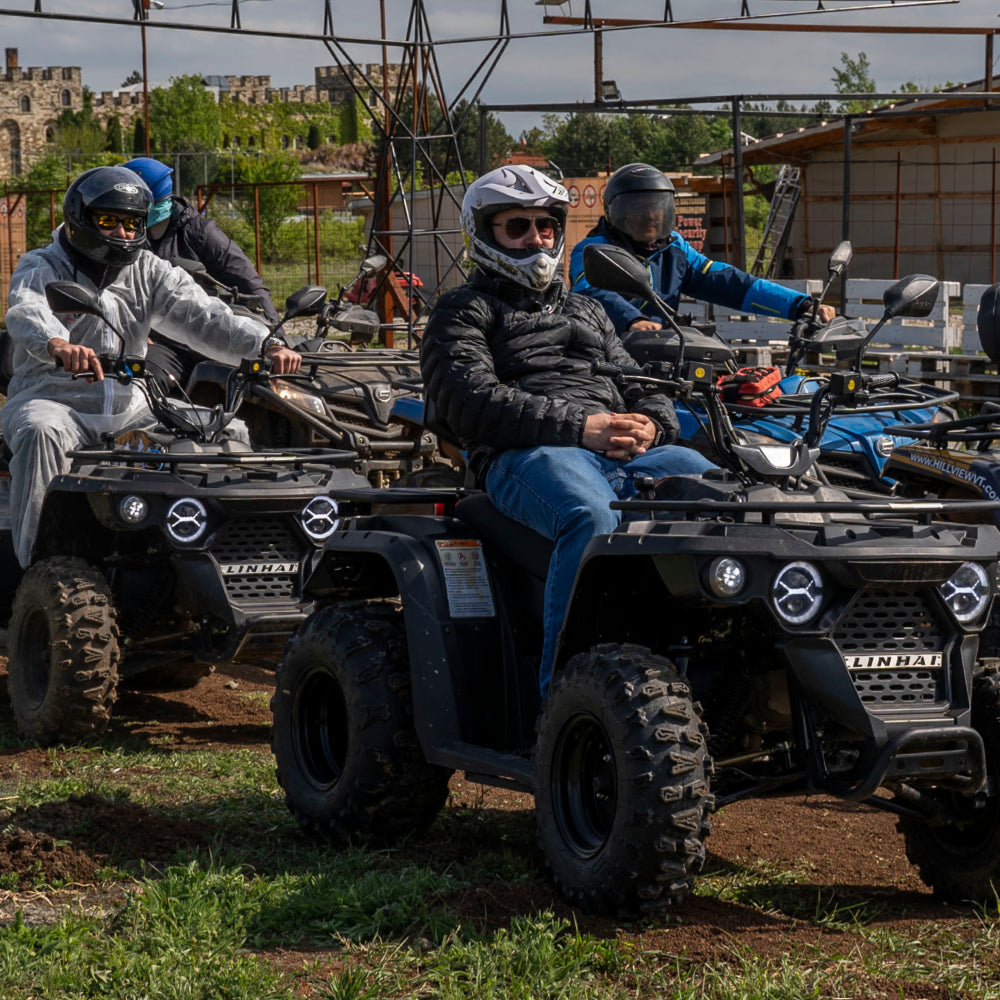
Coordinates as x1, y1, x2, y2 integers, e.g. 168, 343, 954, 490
303, 528, 508, 753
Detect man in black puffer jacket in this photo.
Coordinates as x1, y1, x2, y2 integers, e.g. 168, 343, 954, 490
124, 158, 281, 393
421, 164, 715, 698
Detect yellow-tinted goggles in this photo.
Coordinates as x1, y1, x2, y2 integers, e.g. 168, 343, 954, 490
92, 213, 141, 234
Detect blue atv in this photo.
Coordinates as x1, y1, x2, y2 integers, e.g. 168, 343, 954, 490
624, 242, 957, 494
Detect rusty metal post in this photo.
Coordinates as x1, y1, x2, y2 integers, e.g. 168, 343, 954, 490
4, 191, 13, 293
840, 116, 852, 312
720, 159, 730, 262
136, 0, 152, 157
253, 184, 262, 275
312, 181, 321, 286
594, 30, 603, 104
893, 151, 901, 280
730, 96, 745, 270
378, 0, 394, 347
990, 149, 998, 284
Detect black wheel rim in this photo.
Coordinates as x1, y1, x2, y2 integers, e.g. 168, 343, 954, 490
928, 761, 1000, 858
19, 607, 52, 710
550, 712, 617, 857
292, 664, 349, 789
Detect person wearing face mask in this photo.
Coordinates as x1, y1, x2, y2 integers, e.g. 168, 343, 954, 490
569, 162, 835, 351
420, 164, 716, 698
2, 165, 300, 567
123, 157, 281, 394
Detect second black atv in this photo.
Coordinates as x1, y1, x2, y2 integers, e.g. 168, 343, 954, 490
0, 282, 367, 746
270, 246, 1000, 917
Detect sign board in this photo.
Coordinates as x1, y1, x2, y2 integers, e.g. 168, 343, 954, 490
675, 195, 708, 252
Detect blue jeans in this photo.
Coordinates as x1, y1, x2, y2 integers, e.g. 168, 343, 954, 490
485, 444, 716, 697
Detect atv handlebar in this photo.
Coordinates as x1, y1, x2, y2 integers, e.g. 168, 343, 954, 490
865, 372, 900, 392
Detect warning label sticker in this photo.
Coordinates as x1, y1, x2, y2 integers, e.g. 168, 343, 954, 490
435, 539, 496, 618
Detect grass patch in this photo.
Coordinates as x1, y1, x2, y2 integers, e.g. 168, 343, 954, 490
2, 717, 1000, 998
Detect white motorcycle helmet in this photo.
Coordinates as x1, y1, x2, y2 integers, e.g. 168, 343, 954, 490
461, 164, 569, 291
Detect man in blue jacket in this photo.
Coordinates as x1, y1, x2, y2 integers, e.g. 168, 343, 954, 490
569, 162, 835, 340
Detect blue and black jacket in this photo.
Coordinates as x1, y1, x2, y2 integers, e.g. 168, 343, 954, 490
569, 220, 809, 333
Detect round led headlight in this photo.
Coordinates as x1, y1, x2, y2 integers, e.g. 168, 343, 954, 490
300, 495, 341, 541
118, 494, 148, 525
772, 561, 824, 625
939, 561, 991, 624
166, 497, 208, 543
708, 556, 746, 598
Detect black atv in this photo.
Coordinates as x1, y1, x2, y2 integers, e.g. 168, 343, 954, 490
0, 282, 367, 746
883, 281, 1000, 511
270, 244, 1000, 916
176, 256, 462, 489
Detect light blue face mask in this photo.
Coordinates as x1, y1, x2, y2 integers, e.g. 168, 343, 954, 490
147, 197, 173, 227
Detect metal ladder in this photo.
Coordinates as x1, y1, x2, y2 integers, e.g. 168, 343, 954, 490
750, 165, 801, 279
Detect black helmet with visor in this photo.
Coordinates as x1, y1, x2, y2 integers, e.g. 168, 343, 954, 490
603, 162, 676, 246
63, 166, 153, 267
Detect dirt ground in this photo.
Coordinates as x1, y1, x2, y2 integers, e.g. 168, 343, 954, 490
0, 658, 981, 990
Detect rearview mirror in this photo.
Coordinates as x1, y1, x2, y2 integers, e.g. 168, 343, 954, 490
359, 254, 388, 277
582, 243, 656, 303
883, 274, 939, 319
283, 285, 328, 319
45, 280, 104, 318
828, 240, 852, 276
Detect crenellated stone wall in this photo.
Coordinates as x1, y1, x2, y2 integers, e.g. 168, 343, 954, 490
0, 48, 83, 176
0, 47, 404, 179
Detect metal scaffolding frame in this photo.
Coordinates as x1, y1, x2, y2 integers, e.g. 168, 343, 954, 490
0, 0, 988, 339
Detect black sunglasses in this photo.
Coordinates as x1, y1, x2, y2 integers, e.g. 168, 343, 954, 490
491, 215, 561, 240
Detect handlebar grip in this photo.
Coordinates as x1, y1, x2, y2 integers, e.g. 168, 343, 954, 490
591, 360, 644, 378
866, 372, 900, 391
591, 361, 624, 377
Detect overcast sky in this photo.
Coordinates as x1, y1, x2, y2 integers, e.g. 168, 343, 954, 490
1, 0, 997, 136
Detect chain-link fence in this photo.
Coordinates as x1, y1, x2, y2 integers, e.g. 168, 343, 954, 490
2, 176, 373, 324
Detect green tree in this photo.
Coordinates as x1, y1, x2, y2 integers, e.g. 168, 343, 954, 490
104, 114, 123, 154
132, 117, 147, 156
307, 123, 323, 150
741, 99, 813, 143
121, 69, 143, 87
638, 111, 722, 172
451, 99, 513, 174
149, 74, 222, 153
518, 126, 547, 157
52, 91, 106, 160
19, 153, 71, 250
832, 51, 877, 113
231, 153, 303, 261
543, 113, 626, 175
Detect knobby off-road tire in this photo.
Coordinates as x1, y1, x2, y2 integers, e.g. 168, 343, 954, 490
899, 667, 1000, 902
271, 598, 452, 845
535, 643, 714, 916
7, 556, 121, 745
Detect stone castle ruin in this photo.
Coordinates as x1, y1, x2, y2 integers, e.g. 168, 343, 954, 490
0, 47, 401, 178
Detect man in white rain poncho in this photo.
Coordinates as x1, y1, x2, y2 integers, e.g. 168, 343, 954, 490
2, 165, 302, 567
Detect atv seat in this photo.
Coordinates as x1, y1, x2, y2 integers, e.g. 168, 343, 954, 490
454, 492, 552, 581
